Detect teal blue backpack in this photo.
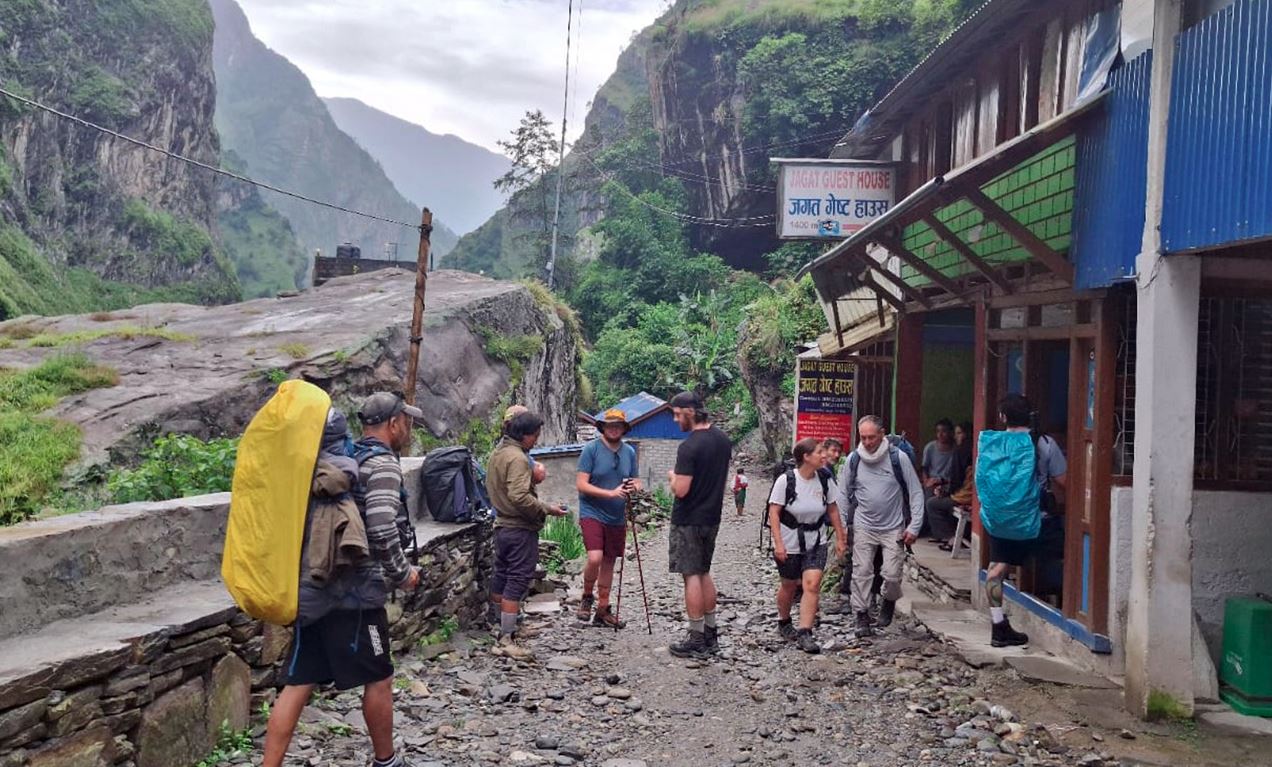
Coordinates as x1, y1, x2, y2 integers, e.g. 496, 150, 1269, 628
975, 431, 1041, 541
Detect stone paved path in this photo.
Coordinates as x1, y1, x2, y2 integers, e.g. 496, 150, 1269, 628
258, 484, 1260, 767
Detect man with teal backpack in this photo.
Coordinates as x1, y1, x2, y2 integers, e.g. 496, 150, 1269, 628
976, 394, 1067, 647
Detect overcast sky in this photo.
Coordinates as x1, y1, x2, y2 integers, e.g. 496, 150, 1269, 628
235, 0, 670, 153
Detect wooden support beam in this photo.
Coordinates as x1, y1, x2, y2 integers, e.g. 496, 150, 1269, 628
964, 186, 1075, 284
831, 300, 845, 350
874, 233, 969, 303
848, 248, 933, 308
862, 272, 907, 312
922, 213, 1014, 294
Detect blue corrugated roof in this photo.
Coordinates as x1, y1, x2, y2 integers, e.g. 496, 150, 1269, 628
592, 392, 668, 425
529, 443, 586, 457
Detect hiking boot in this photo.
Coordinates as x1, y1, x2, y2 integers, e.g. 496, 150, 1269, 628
704, 624, 719, 653
777, 620, 799, 642
854, 611, 875, 638
591, 606, 626, 629
877, 599, 897, 628
492, 635, 535, 661
795, 629, 821, 654
991, 618, 1029, 648
576, 594, 595, 622
669, 630, 709, 659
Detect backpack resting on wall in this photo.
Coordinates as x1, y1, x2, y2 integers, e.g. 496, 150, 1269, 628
415, 446, 492, 523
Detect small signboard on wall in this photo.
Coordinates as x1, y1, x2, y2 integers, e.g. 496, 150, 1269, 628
773, 159, 896, 240
794, 358, 855, 447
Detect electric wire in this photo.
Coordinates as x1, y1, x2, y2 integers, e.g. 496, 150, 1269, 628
0, 84, 424, 230
546, 0, 575, 287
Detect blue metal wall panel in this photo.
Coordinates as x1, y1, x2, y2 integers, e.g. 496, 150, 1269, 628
1163, 0, 1272, 252
628, 412, 686, 440
1071, 52, 1153, 289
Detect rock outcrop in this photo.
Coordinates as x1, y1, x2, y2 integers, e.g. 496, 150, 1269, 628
0, 269, 579, 469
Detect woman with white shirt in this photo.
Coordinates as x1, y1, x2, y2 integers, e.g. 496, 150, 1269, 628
767, 437, 848, 653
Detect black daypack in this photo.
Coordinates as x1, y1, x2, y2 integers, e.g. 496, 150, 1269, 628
351, 439, 417, 559
778, 468, 832, 554
416, 446, 492, 524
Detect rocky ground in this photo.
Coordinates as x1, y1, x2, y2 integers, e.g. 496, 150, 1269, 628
239, 481, 1270, 767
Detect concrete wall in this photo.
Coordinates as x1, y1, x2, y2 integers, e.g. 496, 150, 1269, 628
529, 439, 682, 512
1190, 489, 1272, 663
531, 449, 584, 512
1107, 485, 1135, 672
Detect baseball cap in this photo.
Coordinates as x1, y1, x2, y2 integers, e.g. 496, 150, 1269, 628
503, 404, 529, 423
357, 392, 423, 425
668, 391, 705, 410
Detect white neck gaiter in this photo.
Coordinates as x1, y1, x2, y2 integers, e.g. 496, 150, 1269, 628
856, 441, 889, 464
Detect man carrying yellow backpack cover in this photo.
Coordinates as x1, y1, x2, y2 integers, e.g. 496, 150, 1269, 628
224, 383, 421, 767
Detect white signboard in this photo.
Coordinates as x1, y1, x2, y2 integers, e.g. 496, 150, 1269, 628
775, 160, 896, 240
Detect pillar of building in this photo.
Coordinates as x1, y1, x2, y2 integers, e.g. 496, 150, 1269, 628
892, 312, 924, 441
1125, 0, 1200, 719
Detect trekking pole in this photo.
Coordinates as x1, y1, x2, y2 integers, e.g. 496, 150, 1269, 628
614, 507, 627, 635
628, 512, 653, 635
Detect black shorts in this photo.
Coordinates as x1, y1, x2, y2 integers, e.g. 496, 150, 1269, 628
776, 543, 828, 581
285, 608, 393, 690
988, 534, 1038, 566
668, 524, 719, 575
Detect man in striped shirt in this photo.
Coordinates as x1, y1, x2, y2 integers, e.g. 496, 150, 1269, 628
262, 392, 420, 767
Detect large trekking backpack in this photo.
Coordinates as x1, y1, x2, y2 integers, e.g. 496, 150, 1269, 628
222, 380, 331, 625
975, 430, 1042, 541
416, 445, 492, 523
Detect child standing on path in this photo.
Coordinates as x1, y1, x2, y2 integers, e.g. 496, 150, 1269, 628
733, 467, 749, 516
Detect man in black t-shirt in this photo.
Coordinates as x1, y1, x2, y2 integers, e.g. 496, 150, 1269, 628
665, 391, 733, 659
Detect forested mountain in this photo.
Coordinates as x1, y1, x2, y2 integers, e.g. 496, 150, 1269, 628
324, 97, 510, 236
209, 0, 458, 278
0, 0, 240, 317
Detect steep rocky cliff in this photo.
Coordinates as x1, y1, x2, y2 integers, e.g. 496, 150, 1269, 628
209, 0, 458, 268
451, 0, 976, 276
0, 0, 240, 317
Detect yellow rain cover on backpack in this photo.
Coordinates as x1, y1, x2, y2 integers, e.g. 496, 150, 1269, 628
222, 380, 331, 625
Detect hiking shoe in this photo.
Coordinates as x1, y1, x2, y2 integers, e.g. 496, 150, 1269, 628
576, 594, 595, 622
877, 599, 897, 628
777, 620, 799, 642
795, 629, 821, 654
854, 611, 875, 638
991, 618, 1029, 648
591, 606, 626, 629
669, 630, 709, 659
492, 635, 535, 661
704, 624, 719, 653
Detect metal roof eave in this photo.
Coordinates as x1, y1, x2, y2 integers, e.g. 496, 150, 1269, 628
803, 92, 1108, 304
831, 0, 1046, 160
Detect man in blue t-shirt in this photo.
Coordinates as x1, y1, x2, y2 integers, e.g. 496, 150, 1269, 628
575, 408, 641, 628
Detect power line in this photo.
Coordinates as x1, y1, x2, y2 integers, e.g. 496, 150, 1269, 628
577, 152, 776, 229
546, 0, 575, 288
0, 84, 423, 231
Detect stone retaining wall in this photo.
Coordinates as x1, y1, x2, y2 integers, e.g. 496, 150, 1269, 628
905, 554, 971, 604
0, 460, 493, 767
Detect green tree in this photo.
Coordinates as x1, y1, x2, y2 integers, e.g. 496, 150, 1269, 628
495, 110, 561, 279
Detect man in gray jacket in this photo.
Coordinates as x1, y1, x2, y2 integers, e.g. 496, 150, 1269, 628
837, 415, 925, 638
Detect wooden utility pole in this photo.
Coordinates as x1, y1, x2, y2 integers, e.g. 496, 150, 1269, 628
403, 208, 433, 406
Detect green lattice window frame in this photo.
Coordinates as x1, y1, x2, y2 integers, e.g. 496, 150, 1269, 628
900, 136, 1076, 286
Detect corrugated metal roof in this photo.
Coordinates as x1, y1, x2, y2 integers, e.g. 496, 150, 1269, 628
592, 392, 668, 425
1162, 0, 1272, 252
529, 443, 586, 457
1071, 52, 1152, 288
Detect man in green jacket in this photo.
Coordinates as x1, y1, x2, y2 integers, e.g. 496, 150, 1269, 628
487, 411, 567, 653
